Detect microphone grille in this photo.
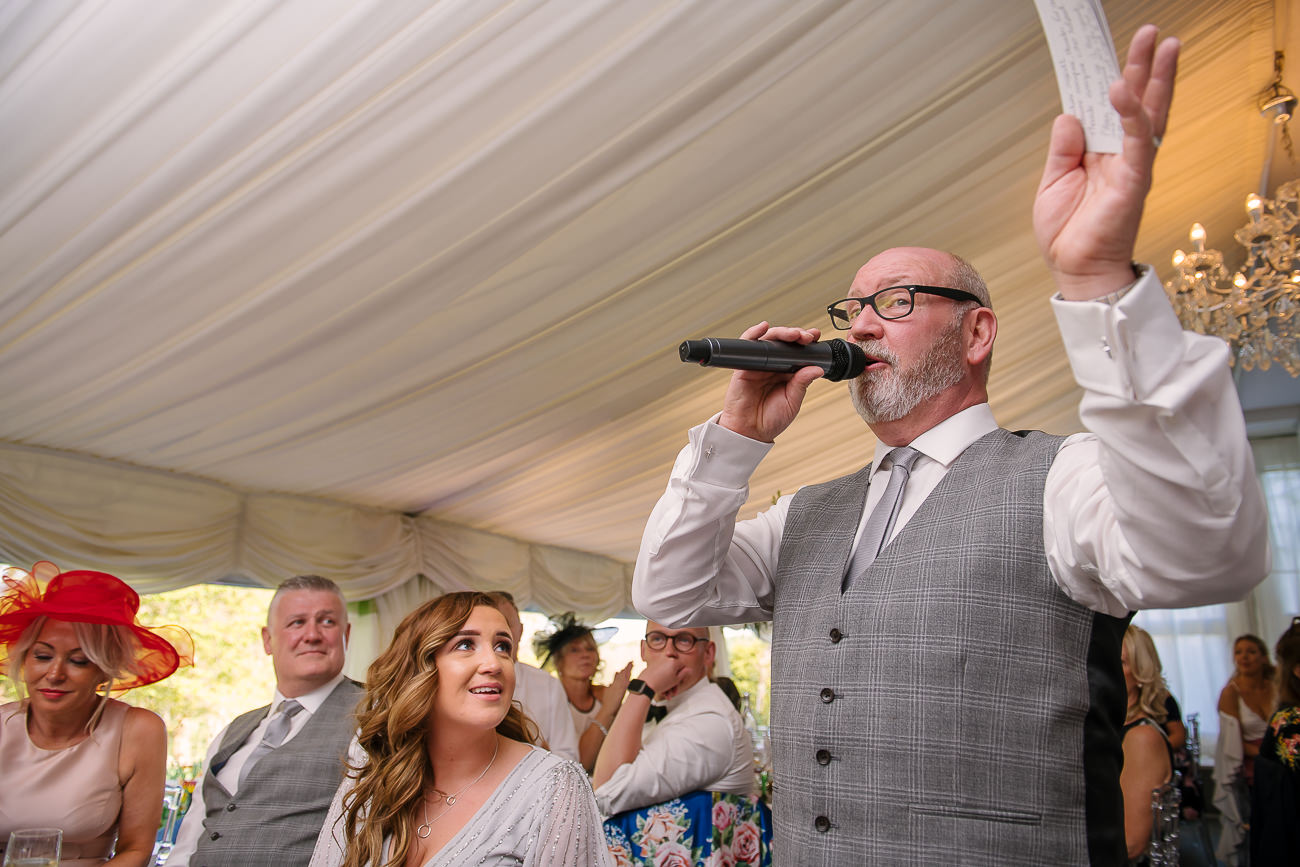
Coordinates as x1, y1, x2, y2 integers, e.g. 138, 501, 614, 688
824, 339, 867, 381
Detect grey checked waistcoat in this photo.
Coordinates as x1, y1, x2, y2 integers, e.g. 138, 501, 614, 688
191, 678, 363, 867
770, 429, 1130, 866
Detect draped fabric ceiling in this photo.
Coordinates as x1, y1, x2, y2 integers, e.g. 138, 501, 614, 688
1, 0, 1294, 619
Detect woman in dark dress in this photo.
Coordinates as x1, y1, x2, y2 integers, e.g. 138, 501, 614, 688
1251, 617, 1300, 865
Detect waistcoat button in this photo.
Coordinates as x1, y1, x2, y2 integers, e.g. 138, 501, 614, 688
814, 815, 831, 832
816, 749, 831, 765
829, 628, 842, 643
209, 831, 221, 841
226, 802, 237, 811
819, 687, 835, 703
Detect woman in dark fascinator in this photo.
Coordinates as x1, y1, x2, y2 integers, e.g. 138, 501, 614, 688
534, 612, 630, 772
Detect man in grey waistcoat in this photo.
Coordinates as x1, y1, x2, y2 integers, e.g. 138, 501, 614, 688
633, 27, 1270, 866
169, 575, 363, 867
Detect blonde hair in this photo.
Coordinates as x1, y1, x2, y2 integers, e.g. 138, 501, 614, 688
7, 616, 144, 730
1123, 625, 1170, 723
340, 592, 539, 867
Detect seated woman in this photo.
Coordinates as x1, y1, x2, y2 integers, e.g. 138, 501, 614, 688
1251, 617, 1300, 863
1120, 624, 1174, 863
533, 613, 630, 772
310, 591, 611, 867
0, 561, 193, 866
1218, 633, 1277, 786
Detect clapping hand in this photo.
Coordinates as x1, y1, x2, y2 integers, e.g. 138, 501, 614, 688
1033, 24, 1179, 300
606, 662, 633, 706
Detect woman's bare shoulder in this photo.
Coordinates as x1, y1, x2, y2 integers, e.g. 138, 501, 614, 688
121, 704, 167, 743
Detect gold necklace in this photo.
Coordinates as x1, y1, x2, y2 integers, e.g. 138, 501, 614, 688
416, 739, 500, 839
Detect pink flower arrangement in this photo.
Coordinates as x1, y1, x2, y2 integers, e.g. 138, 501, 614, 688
712, 799, 739, 831
607, 842, 635, 867
652, 841, 694, 867
706, 845, 738, 867
731, 820, 761, 865
641, 810, 686, 847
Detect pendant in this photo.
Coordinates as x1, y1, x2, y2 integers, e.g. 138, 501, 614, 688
445, 795, 457, 806
416, 822, 432, 839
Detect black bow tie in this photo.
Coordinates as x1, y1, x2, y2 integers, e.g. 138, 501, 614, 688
647, 704, 668, 723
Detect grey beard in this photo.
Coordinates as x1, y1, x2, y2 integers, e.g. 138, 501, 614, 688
850, 323, 966, 424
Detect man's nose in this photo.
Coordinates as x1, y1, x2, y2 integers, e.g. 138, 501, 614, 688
849, 306, 885, 341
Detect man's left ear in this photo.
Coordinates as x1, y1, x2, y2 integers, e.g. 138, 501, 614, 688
966, 307, 997, 367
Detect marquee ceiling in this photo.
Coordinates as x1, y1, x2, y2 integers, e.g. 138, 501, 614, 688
1, 0, 1296, 587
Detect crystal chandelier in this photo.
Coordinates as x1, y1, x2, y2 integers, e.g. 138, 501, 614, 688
1165, 52, 1300, 376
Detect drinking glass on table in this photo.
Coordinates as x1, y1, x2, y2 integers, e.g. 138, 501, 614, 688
3, 829, 62, 867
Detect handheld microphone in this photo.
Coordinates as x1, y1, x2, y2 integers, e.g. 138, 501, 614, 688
678, 337, 867, 381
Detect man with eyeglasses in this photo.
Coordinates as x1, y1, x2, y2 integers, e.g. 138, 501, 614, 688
590, 622, 754, 816
633, 26, 1268, 867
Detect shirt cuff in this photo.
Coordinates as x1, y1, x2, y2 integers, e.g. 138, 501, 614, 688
1050, 265, 1188, 401
683, 416, 774, 488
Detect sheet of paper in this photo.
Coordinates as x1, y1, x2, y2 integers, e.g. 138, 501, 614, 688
1033, 0, 1123, 153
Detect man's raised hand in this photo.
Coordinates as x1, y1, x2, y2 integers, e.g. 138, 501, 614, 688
1033, 24, 1179, 300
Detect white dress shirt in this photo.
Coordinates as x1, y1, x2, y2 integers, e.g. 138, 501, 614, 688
594, 677, 754, 816
168, 673, 347, 867
633, 268, 1270, 623
513, 661, 581, 762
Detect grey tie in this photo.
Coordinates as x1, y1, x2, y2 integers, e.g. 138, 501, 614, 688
237, 699, 303, 790
842, 446, 921, 591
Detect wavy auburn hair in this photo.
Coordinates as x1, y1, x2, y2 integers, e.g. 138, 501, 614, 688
340, 592, 539, 867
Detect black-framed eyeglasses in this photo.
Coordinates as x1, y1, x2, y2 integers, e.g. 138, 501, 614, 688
826, 285, 984, 329
645, 631, 707, 653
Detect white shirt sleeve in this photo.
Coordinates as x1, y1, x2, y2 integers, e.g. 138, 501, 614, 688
1043, 267, 1270, 614
519, 664, 582, 763
593, 706, 738, 816
632, 419, 790, 627
165, 725, 228, 867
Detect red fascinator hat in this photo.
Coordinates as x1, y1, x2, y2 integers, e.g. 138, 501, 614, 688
0, 561, 195, 690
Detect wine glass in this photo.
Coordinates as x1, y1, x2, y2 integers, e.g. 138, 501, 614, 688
3, 829, 62, 867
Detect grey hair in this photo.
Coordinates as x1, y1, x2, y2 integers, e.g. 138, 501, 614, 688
268, 574, 348, 624
945, 253, 992, 308
944, 252, 993, 384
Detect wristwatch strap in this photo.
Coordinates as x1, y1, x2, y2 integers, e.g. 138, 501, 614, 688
626, 678, 655, 701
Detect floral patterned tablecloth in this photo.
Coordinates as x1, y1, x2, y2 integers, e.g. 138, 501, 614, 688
603, 790, 772, 867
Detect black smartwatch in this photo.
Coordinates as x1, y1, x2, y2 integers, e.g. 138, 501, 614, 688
626, 678, 655, 701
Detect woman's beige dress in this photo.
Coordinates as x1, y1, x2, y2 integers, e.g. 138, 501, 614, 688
0, 698, 127, 866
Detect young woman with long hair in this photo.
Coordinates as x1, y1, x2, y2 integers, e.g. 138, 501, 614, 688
1119, 624, 1174, 862
1217, 633, 1278, 785
310, 591, 611, 867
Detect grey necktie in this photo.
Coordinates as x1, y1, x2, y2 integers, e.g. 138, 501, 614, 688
237, 699, 304, 790
842, 446, 921, 591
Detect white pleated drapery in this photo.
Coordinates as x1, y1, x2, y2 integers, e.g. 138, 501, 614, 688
0, 442, 631, 621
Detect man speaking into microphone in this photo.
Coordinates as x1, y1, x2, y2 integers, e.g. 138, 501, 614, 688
633, 27, 1268, 867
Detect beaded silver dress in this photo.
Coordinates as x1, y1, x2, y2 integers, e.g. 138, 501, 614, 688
310, 744, 613, 867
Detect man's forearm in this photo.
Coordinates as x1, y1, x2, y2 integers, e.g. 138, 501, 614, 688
591, 693, 652, 789
633, 420, 782, 627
